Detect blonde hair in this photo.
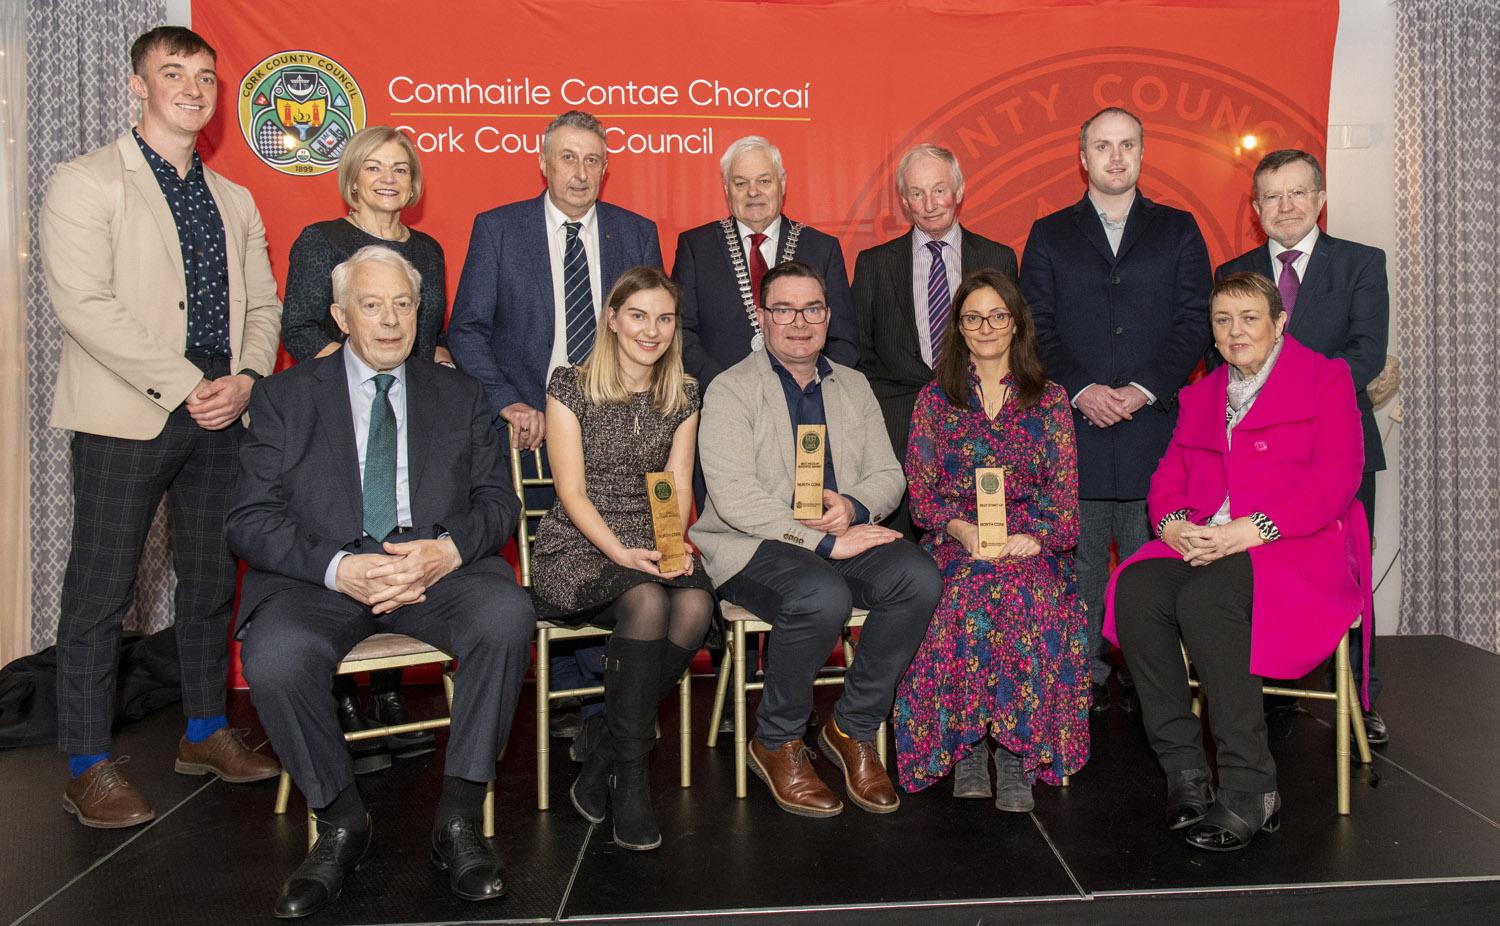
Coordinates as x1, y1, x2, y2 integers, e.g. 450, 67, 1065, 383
577, 267, 693, 416
337, 126, 424, 211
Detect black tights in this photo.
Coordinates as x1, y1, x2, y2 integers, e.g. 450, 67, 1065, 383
597, 582, 713, 650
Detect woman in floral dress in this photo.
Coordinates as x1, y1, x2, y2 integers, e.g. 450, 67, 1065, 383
893, 268, 1089, 812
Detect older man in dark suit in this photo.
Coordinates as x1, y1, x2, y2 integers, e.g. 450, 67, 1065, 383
672, 135, 858, 387
449, 109, 660, 736
229, 246, 535, 918
1216, 148, 1390, 742
852, 143, 1018, 536
1021, 107, 1211, 714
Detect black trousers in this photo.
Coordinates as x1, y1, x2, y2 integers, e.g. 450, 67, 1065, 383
56, 357, 239, 755
240, 557, 534, 808
718, 539, 941, 746
1113, 553, 1276, 793
1350, 471, 1380, 702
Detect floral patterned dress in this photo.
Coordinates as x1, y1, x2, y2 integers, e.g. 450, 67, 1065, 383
893, 373, 1089, 792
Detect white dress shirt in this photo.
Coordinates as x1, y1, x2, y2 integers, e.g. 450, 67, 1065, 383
324, 347, 412, 590
1268, 225, 1318, 284
910, 222, 963, 368
736, 216, 782, 275
543, 195, 604, 386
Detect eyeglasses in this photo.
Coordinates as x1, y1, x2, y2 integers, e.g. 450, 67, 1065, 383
765, 303, 829, 325
1257, 188, 1317, 207
958, 311, 1012, 331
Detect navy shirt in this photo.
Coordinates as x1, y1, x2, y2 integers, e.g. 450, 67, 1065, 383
134, 130, 231, 356
767, 353, 870, 556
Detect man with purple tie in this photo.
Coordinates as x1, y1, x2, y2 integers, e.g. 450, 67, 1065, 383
1215, 148, 1390, 743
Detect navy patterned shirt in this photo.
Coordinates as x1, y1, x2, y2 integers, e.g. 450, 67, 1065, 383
134, 130, 230, 356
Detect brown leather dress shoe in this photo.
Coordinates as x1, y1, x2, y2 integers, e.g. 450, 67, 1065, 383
63, 758, 155, 829
748, 739, 843, 817
819, 717, 901, 814
175, 728, 281, 783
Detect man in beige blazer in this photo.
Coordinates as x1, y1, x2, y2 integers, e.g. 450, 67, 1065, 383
692, 261, 940, 818
39, 26, 281, 828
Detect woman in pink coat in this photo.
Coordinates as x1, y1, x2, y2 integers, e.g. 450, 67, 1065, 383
1104, 272, 1371, 852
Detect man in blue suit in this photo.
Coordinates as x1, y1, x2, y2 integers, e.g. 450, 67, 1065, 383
672, 135, 858, 388
1216, 148, 1390, 743
1021, 107, 1211, 713
449, 109, 662, 742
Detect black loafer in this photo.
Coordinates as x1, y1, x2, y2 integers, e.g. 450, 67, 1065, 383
1186, 790, 1280, 852
336, 694, 391, 775
1090, 683, 1111, 714
367, 690, 437, 758
1362, 710, 1389, 746
273, 816, 371, 919
1165, 768, 1215, 831
431, 815, 505, 902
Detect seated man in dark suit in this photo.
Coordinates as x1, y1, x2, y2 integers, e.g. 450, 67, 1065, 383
228, 246, 535, 919
1215, 148, 1390, 742
673, 135, 858, 389
852, 143, 1018, 537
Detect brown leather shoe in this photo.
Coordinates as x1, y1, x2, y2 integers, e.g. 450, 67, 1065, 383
63, 758, 155, 829
819, 717, 900, 814
175, 728, 281, 783
747, 739, 843, 817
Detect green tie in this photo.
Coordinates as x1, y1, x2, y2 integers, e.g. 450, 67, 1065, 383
363, 373, 398, 542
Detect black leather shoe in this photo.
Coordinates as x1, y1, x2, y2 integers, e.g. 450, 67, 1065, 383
1090, 683, 1111, 714
1165, 768, 1215, 831
367, 690, 436, 758
430, 816, 505, 902
1362, 710, 1389, 746
336, 693, 392, 775
273, 816, 370, 919
1186, 789, 1280, 852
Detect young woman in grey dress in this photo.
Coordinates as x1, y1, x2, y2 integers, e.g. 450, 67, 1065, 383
531, 267, 715, 851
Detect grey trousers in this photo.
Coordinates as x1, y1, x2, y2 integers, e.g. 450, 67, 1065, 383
1077, 498, 1152, 685
718, 539, 941, 746
241, 557, 534, 807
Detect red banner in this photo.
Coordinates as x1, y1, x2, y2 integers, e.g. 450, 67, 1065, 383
195, 0, 1338, 312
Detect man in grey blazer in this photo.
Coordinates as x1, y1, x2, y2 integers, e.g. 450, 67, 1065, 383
39, 26, 281, 828
691, 261, 941, 818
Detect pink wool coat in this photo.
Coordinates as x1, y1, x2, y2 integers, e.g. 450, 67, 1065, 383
1104, 336, 1373, 704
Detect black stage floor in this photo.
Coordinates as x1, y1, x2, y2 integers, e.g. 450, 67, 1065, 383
4, 634, 1498, 926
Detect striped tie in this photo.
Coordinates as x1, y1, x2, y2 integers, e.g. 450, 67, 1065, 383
562, 221, 595, 363
362, 373, 398, 543
926, 240, 951, 359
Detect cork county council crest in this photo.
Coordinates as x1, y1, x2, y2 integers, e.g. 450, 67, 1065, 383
238, 51, 365, 175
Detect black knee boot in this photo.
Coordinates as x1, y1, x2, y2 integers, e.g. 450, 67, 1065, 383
569, 713, 611, 825
654, 641, 699, 702
605, 637, 664, 851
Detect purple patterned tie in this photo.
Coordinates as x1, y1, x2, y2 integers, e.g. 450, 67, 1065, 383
1276, 249, 1302, 317
926, 240, 951, 358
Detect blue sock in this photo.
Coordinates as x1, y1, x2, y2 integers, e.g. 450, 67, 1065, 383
185, 714, 227, 744
69, 753, 109, 778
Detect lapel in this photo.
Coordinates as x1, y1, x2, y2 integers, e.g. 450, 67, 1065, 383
314, 351, 365, 534
754, 352, 797, 489
1113, 192, 1156, 264
1287, 233, 1333, 337
596, 201, 622, 291
202, 167, 244, 358
774, 214, 794, 263
523, 193, 555, 321
1177, 365, 1230, 454
1069, 193, 1116, 266
889, 230, 919, 352
404, 360, 434, 512
822, 364, 854, 481
1237, 336, 1317, 431
118, 134, 185, 278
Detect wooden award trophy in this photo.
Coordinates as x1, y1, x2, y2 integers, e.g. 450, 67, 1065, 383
793, 424, 827, 518
975, 467, 1008, 558
646, 471, 687, 573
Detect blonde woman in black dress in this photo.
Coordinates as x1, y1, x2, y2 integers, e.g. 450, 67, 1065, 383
532, 267, 714, 851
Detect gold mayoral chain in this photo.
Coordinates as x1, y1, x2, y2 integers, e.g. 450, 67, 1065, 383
719, 216, 804, 353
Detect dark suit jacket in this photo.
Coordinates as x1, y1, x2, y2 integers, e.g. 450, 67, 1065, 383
851, 226, 1018, 460
225, 350, 518, 627
672, 215, 857, 386
1022, 192, 1211, 500
447, 192, 662, 418
1215, 234, 1388, 472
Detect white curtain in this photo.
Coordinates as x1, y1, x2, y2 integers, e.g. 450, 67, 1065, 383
1394, 0, 1500, 654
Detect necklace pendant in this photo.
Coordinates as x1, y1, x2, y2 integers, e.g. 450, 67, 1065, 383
750, 332, 764, 352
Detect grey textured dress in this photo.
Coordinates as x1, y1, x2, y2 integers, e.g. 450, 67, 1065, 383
531, 366, 714, 624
